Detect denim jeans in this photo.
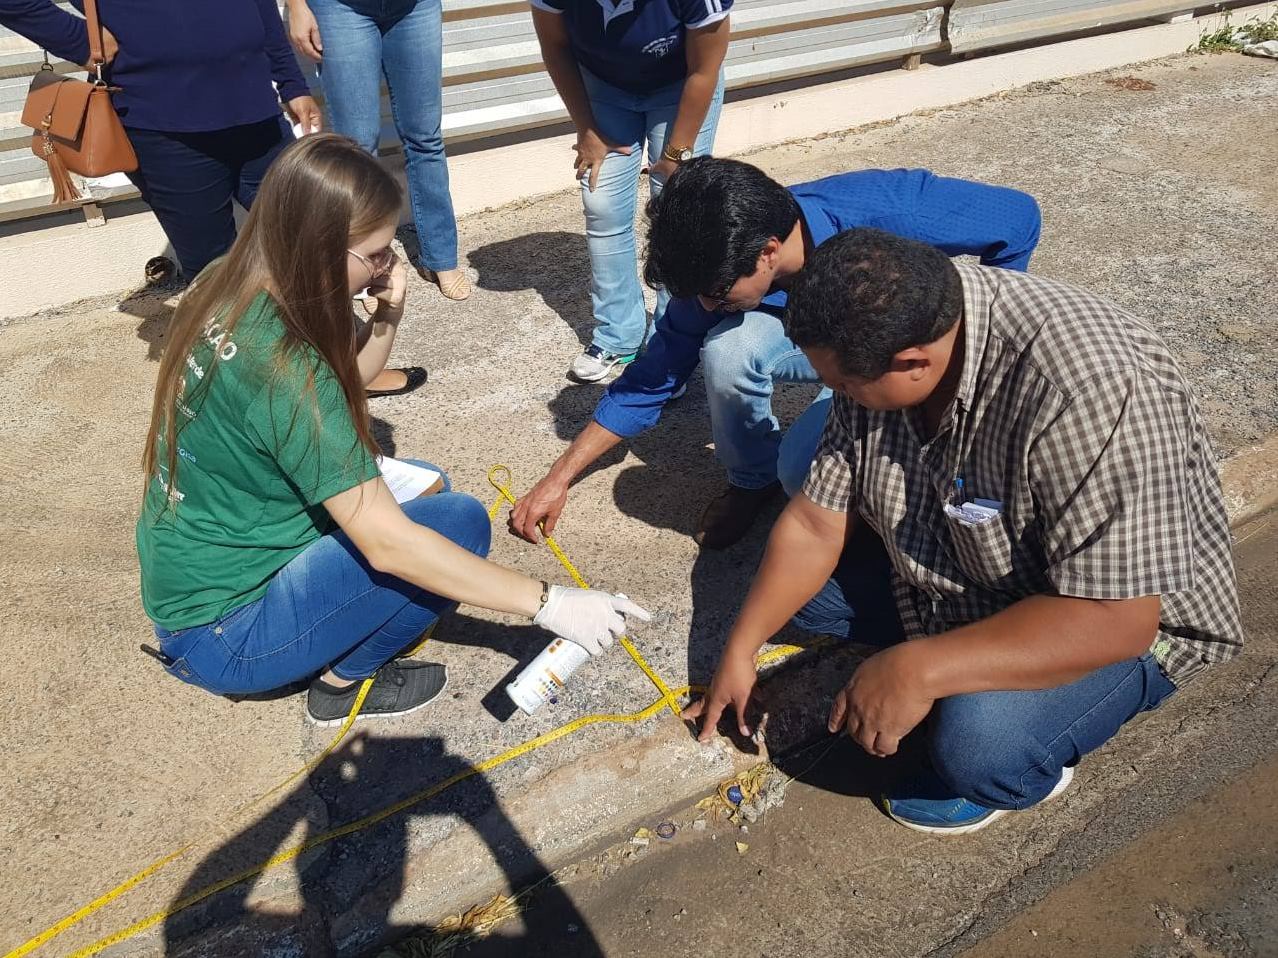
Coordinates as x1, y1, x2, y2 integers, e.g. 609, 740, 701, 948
702, 308, 821, 489
153, 464, 491, 695
793, 533, 1179, 810
777, 388, 834, 497
309, 0, 459, 271
580, 68, 724, 356
126, 116, 293, 279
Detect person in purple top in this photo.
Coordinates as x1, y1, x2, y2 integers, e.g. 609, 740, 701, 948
511, 157, 1042, 550
1, 0, 320, 281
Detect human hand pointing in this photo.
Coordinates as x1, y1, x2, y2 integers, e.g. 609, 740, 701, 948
681, 647, 761, 743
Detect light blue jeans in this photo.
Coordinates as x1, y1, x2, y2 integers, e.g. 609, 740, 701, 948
310, 0, 459, 271
702, 307, 823, 490
581, 68, 724, 357
777, 388, 834, 497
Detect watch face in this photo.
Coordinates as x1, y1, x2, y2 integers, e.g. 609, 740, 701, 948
678, 148, 693, 162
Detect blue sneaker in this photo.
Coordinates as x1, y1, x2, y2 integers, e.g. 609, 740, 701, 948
883, 765, 1074, 835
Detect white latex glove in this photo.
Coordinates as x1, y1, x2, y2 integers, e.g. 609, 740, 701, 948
533, 586, 652, 656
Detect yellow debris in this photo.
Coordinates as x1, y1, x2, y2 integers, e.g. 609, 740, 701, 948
735, 841, 749, 855
435, 893, 522, 938
700, 761, 775, 824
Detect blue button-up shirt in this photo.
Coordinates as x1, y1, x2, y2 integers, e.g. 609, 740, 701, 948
593, 168, 1042, 438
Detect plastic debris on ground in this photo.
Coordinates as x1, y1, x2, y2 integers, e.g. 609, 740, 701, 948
696, 762, 793, 828
381, 893, 522, 957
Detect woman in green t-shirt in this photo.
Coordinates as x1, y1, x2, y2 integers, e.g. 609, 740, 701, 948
137, 135, 648, 724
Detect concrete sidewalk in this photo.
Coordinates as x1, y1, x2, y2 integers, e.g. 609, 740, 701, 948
0, 51, 1275, 957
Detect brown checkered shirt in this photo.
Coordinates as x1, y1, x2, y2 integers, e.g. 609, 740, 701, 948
802, 264, 1243, 685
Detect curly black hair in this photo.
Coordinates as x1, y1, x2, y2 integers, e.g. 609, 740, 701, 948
784, 228, 962, 380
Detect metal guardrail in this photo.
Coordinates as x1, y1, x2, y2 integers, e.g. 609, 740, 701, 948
947, 0, 1205, 51
0, 0, 945, 219
0, 0, 1237, 224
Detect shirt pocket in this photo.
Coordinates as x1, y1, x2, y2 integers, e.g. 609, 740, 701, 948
942, 511, 1018, 588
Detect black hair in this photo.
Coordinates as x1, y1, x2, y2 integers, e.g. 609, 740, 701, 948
784, 228, 963, 380
643, 157, 801, 300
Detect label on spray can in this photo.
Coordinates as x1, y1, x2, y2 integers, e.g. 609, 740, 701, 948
505, 637, 591, 715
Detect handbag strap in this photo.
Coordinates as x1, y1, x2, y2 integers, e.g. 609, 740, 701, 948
82, 0, 105, 75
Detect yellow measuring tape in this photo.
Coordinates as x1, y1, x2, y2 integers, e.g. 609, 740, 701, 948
6, 466, 816, 958
4, 680, 379, 958
486, 465, 683, 719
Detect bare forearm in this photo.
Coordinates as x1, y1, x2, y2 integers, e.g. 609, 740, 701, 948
667, 19, 728, 150
725, 499, 847, 658
913, 594, 1161, 699
380, 524, 545, 618
547, 420, 623, 486
536, 25, 600, 133
666, 69, 719, 150
355, 317, 398, 386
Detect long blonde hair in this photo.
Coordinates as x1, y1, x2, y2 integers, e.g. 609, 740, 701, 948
142, 134, 403, 499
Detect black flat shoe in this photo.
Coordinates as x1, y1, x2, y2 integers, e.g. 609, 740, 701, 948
366, 366, 428, 398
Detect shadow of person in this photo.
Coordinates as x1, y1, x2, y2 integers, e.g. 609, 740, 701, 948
467, 232, 595, 347
539, 373, 721, 534
679, 504, 919, 800
118, 284, 183, 362
370, 415, 397, 459
162, 733, 603, 957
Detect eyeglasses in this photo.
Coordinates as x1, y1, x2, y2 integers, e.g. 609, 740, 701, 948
347, 246, 396, 278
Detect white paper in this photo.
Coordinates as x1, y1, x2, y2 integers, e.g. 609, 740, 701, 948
378, 456, 442, 504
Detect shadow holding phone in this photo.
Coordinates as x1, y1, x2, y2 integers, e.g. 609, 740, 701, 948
161, 732, 604, 957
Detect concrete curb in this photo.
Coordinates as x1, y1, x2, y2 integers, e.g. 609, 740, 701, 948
1220, 434, 1278, 528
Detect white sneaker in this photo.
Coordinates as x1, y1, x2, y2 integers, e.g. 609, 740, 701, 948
569, 345, 636, 383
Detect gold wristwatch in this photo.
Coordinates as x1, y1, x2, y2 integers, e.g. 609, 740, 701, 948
661, 143, 693, 163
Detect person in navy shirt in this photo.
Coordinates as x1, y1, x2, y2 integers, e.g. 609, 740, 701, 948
1, 0, 319, 280
531, 0, 732, 383
511, 157, 1042, 549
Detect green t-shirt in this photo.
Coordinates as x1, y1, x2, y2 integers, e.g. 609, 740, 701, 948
137, 293, 379, 629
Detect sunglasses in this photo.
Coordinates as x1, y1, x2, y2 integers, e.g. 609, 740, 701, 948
347, 246, 396, 278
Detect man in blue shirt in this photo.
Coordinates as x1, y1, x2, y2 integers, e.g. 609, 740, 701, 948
511, 157, 1041, 548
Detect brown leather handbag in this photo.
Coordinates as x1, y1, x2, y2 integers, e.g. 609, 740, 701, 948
20, 0, 137, 203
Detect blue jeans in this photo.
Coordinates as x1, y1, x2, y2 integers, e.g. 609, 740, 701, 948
777, 389, 834, 497
793, 538, 1179, 810
154, 464, 491, 695
310, 0, 458, 271
581, 68, 724, 356
702, 308, 821, 489
126, 116, 293, 279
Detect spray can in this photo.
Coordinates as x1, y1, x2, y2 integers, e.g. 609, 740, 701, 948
506, 637, 591, 715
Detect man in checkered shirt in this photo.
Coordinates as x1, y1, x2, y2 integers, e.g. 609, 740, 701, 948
685, 228, 1243, 834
